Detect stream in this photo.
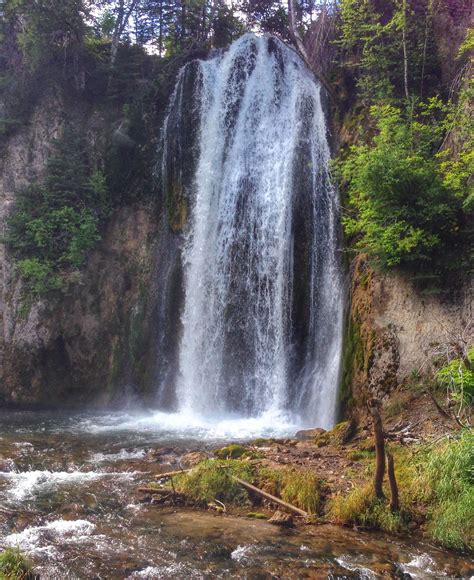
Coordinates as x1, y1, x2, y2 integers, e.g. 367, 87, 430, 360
0, 410, 472, 578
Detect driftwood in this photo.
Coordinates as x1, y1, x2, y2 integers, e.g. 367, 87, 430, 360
233, 477, 308, 517
138, 487, 187, 495
386, 452, 399, 512
154, 469, 191, 479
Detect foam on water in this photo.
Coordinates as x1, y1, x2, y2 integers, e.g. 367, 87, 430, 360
3, 519, 95, 554
67, 408, 299, 440
1, 469, 138, 500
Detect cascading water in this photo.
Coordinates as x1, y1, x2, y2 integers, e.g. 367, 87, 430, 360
159, 33, 344, 429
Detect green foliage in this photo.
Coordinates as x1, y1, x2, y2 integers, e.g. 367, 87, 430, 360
174, 460, 253, 504
0, 547, 33, 580
336, 0, 440, 103
337, 103, 470, 281
7, 128, 108, 295
436, 346, 474, 410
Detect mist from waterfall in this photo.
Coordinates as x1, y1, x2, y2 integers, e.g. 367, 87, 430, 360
159, 33, 344, 429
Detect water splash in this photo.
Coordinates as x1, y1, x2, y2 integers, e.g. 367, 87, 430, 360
159, 33, 344, 428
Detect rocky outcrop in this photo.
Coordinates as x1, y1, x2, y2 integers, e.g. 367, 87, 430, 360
344, 255, 473, 414
0, 90, 167, 405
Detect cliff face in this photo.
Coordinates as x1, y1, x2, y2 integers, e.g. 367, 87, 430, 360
0, 91, 167, 406
343, 256, 473, 415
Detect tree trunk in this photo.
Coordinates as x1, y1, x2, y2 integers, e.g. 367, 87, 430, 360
386, 452, 399, 512
368, 398, 385, 499
401, 0, 409, 100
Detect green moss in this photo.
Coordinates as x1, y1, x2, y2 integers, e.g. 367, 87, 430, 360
246, 512, 268, 519
338, 317, 363, 417
251, 438, 276, 447
214, 444, 247, 459
0, 548, 33, 579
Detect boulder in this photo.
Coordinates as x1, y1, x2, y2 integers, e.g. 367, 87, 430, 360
295, 427, 326, 441
268, 510, 294, 527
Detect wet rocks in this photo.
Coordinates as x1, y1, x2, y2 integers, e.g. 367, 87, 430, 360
180, 451, 208, 467
295, 428, 326, 441
268, 510, 294, 527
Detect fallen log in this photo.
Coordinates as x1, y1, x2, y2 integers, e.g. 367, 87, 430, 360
137, 487, 187, 496
232, 477, 308, 517
154, 469, 191, 479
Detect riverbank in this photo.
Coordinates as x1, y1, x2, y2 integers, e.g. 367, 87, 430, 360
140, 388, 473, 558
0, 401, 472, 578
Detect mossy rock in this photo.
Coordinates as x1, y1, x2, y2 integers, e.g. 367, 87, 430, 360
214, 444, 247, 459
251, 438, 277, 447
246, 512, 268, 520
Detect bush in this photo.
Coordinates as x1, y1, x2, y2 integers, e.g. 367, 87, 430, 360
0, 547, 33, 579
337, 104, 470, 282
7, 128, 109, 295
436, 346, 474, 412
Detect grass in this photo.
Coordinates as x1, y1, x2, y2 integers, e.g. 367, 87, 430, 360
0, 548, 33, 579
173, 460, 254, 504
424, 430, 474, 551
257, 467, 322, 515
329, 431, 474, 552
328, 483, 405, 533
346, 449, 375, 461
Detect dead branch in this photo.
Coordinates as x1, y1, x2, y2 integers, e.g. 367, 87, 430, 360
232, 476, 308, 517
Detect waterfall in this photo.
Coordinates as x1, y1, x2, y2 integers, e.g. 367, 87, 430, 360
159, 33, 344, 429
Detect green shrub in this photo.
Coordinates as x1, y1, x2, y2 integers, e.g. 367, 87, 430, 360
436, 346, 474, 411
0, 547, 33, 579
337, 104, 471, 281
7, 128, 109, 295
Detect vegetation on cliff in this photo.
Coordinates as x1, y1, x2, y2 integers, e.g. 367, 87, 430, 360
332, 0, 472, 287
1, 0, 471, 295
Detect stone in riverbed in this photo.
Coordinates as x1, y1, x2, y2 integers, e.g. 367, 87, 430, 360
180, 450, 208, 467
295, 428, 326, 441
268, 510, 294, 527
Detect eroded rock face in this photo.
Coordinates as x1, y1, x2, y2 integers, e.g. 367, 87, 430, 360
345, 256, 473, 415
0, 93, 165, 406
